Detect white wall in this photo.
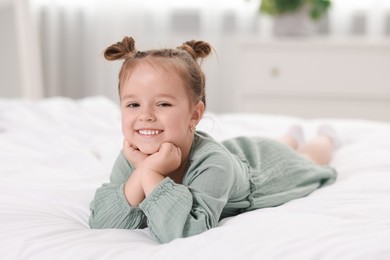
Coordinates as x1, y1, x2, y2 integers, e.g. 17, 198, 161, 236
0, 0, 43, 99
0, 0, 23, 98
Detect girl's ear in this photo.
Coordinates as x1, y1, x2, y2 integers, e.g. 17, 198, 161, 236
191, 101, 205, 125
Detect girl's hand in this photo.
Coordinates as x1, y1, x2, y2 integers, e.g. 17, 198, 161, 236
123, 140, 148, 168
143, 142, 182, 176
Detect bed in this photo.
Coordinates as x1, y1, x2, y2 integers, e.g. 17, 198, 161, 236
1, 96, 389, 259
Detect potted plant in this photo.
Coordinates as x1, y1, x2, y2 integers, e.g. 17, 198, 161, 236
259, 0, 332, 36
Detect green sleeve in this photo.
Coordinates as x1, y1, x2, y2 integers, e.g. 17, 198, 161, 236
89, 151, 147, 229
139, 153, 235, 243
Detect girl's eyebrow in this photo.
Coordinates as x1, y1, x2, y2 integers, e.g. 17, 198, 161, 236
120, 93, 177, 101
120, 94, 135, 101
156, 93, 177, 100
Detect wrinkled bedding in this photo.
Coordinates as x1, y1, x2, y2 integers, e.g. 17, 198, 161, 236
0, 96, 389, 260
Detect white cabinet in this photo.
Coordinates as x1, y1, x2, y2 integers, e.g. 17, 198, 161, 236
234, 39, 390, 121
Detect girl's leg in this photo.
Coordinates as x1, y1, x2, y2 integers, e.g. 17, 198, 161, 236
278, 125, 305, 150
299, 125, 341, 165
279, 124, 340, 165
279, 135, 299, 150
298, 135, 334, 165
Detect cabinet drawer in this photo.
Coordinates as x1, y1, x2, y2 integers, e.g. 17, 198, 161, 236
239, 42, 390, 99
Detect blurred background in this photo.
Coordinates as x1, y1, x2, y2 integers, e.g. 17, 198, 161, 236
1, 0, 390, 119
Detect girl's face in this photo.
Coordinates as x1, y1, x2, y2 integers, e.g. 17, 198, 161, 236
120, 62, 203, 155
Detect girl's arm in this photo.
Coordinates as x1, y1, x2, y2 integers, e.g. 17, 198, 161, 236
122, 140, 146, 207
138, 152, 235, 243
123, 169, 145, 207
89, 151, 147, 229
139, 142, 182, 196
123, 142, 181, 206
90, 141, 181, 229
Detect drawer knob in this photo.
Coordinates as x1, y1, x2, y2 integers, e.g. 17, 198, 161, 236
270, 67, 280, 78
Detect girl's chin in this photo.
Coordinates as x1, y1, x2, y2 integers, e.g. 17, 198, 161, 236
138, 146, 159, 155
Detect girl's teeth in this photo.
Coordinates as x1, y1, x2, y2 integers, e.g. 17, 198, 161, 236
139, 130, 161, 135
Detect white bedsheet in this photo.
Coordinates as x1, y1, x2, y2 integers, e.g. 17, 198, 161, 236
0, 96, 389, 260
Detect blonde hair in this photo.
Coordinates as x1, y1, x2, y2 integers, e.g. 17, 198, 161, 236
104, 36, 212, 107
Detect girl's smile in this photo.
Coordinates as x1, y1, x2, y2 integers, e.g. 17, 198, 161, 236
137, 129, 163, 136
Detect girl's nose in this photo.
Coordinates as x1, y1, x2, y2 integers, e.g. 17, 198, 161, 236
139, 110, 156, 122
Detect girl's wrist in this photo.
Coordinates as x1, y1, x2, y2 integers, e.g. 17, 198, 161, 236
140, 168, 166, 197
124, 169, 145, 207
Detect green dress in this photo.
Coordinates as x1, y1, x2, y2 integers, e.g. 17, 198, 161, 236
89, 131, 337, 243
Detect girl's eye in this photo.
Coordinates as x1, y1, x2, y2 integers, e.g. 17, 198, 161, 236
158, 102, 172, 107
127, 103, 139, 108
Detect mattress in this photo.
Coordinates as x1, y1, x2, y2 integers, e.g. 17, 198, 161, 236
0, 96, 389, 259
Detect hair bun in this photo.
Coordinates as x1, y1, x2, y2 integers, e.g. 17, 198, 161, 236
179, 40, 212, 60
104, 36, 137, 61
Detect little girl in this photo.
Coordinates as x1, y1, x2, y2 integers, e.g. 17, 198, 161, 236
89, 36, 338, 243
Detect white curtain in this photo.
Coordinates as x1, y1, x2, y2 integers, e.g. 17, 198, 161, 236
29, 0, 390, 112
